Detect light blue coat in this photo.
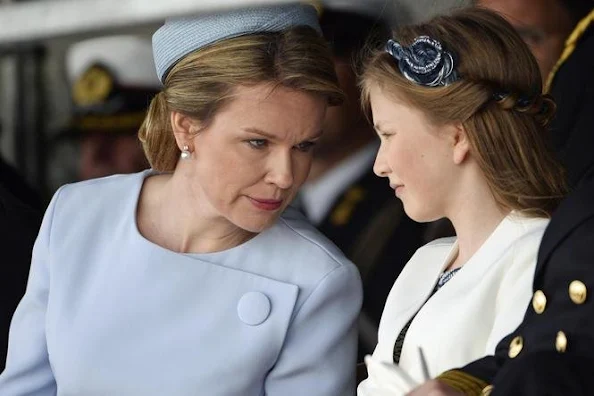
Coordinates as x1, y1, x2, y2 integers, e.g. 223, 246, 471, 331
0, 171, 362, 396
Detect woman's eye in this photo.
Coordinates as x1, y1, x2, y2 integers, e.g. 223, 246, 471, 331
295, 141, 316, 152
380, 133, 393, 140
247, 139, 268, 149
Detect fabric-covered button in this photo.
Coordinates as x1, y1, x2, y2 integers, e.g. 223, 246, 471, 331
237, 292, 271, 326
569, 280, 587, 304
532, 290, 547, 314
508, 336, 523, 358
556, 331, 568, 353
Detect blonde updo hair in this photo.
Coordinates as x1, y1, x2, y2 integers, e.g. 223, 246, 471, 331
361, 7, 567, 217
139, 26, 343, 171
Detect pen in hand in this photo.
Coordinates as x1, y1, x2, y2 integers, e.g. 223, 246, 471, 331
418, 347, 431, 381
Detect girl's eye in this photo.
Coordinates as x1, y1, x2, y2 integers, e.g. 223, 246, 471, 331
247, 139, 268, 149
295, 141, 316, 152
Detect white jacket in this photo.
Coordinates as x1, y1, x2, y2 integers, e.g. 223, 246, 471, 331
358, 213, 548, 395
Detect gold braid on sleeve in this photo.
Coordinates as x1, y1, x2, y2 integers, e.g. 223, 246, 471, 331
437, 369, 490, 395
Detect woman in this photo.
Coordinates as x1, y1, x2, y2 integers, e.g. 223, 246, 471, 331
0, 5, 362, 396
357, 7, 567, 395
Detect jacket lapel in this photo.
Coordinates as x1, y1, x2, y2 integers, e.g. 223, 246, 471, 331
377, 240, 457, 355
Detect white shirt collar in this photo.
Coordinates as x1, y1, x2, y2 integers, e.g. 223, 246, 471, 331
299, 142, 379, 225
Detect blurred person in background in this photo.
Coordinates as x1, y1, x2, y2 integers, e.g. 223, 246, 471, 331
50, 35, 157, 184
0, 92, 44, 376
0, 171, 41, 372
475, 0, 591, 84
0, 4, 362, 395
300, 5, 454, 360
476, 0, 594, 188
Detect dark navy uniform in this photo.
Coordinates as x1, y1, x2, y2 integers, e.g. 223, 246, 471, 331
0, 180, 41, 371
438, 176, 594, 395
547, 10, 594, 189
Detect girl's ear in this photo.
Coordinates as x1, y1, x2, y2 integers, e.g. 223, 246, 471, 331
451, 122, 470, 165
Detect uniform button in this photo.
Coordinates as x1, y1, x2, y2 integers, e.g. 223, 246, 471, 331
569, 280, 587, 304
237, 292, 271, 326
481, 385, 494, 395
508, 335, 523, 358
556, 331, 568, 353
532, 290, 547, 314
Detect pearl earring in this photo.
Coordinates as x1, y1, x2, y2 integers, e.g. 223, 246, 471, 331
180, 145, 191, 160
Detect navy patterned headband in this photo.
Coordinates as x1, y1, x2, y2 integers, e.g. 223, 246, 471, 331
385, 36, 549, 117
385, 36, 460, 87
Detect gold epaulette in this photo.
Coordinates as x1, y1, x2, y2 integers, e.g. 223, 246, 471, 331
544, 9, 594, 93
437, 369, 489, 396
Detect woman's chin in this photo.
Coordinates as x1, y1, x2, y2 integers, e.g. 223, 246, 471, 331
234, 214, 280, 234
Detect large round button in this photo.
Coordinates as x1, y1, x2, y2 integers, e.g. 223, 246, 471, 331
556, 331, 568, 353
237, 292, 271, 326
532, 290, 547, 314
569, 281, 587, 304
482, 385, 494, 396
508, 336, 523, 358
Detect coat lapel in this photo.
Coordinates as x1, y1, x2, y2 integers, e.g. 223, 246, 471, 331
434, 213, 536, 295
377, 240, 457, 358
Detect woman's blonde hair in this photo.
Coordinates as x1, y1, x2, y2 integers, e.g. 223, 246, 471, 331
361, 7, 567, 217
139, 26, 343, 171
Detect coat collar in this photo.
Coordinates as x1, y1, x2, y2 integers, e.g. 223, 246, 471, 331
377, 212, 548, 358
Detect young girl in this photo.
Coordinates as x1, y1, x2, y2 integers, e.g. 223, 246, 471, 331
358, 7, 566, 395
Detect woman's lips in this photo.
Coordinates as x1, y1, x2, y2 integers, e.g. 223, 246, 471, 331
249, 197, 283, 211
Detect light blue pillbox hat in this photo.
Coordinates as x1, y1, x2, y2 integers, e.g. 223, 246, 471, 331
152, 3, 321, 83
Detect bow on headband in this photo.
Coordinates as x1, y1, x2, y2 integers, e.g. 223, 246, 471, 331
385, 36, 459, 87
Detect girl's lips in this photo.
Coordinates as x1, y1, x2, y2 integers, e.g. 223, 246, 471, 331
390, 184, 404, 197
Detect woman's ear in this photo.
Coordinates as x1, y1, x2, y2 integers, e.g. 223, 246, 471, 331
451, 122, 470, 165
171, 110, 199, 150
